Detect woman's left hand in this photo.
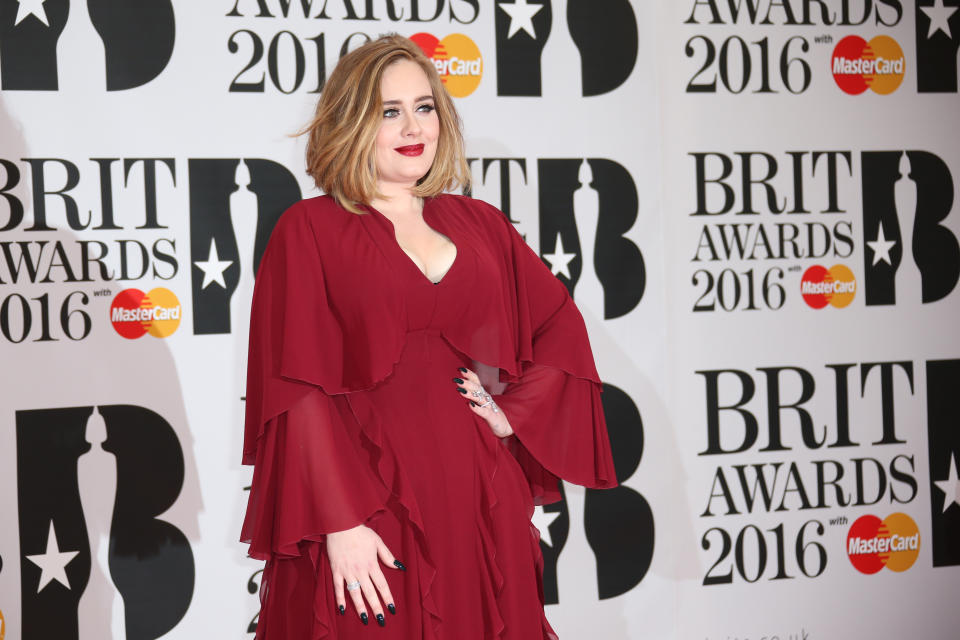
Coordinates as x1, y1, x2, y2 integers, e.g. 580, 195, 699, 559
453, 367, 514, 438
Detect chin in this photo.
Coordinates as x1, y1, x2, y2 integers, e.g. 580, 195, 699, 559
400, 165, 432, 182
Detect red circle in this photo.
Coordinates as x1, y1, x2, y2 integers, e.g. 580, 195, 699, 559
110, 288, 148, 339
832, 35, 869, 95
847, 515, 886, 574
409, 32, 440, 58
801, 265, 830, 309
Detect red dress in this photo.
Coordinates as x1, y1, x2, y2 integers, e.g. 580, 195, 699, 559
241, 194, 617, 639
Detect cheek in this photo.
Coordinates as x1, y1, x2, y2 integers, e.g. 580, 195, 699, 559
376, 124, 393, 149
425, 114, 440, 141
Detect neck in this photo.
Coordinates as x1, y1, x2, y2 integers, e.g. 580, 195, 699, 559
371, 184, 422, 218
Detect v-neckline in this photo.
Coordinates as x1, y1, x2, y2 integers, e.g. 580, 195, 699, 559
366, 199, 459, 286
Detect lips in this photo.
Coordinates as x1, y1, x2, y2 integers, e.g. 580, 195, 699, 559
394, 144, 425, 157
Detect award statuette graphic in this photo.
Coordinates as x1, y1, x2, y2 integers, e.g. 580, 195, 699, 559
16, 405, 194, 640
189, 159, 300, 335
0, 0, 174, 90
571, 160, 604, 315
76, 408, 126, 638
862, 150, 960, 306
538, 158, 645, 319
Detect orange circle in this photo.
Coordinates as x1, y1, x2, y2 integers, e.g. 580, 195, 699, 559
827, 264, 856, 308
411, 32, 482, 98
864, 36, 905, 95
1, 608, 5, 640
144, 288, 182, 338
882, 512, 920, 572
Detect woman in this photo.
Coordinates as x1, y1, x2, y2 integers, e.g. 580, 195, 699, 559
241, 34, 617, 639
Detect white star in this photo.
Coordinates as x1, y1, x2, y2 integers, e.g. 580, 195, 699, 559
499, 0, 544, 39
194, 238, 233, 289
531, 505, 561, 547
934, 453, 960, 513
25, 521, 79, 592
921, 0, 958, 39
543, 233, 577, 279
14, 0, 49, 26
867, 224, 897, 266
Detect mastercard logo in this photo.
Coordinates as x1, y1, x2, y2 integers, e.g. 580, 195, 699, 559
847, 513, 920, 574
800, 264, 856, 309
110, 288, 182, 339
831, 35, 905, 95
410, 32, 482, 98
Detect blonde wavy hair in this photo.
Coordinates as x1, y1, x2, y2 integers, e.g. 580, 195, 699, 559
302, 34, 471, 213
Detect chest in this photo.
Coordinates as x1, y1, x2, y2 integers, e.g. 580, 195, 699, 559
390, 218, 458, 283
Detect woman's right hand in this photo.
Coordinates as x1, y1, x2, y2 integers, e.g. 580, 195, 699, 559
326, 523, 403, 626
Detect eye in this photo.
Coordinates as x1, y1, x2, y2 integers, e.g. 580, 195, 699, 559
383, 107, 400, 118
416, 103, 436, 113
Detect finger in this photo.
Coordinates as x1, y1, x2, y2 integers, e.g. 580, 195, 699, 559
333, 570, 346, 616
346, 575, 367, 624
470, 399, 495, 418
457, 366, 480, 383
360, 575, 385, 625
376, 539, 396, 567
470, 400, 512, 436
374, 537, 406, 571
452, 375, 479, 395
369, 566, 396, 618
455, 378, 484, 399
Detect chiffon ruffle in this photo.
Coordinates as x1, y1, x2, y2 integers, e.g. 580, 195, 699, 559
241, 195, 616, 639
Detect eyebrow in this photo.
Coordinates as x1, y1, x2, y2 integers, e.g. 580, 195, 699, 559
382, 95, 435, 105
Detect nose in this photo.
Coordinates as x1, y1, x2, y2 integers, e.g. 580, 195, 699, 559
400, 110, 422, 137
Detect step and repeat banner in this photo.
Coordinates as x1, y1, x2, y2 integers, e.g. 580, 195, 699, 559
0, 1, 957, 639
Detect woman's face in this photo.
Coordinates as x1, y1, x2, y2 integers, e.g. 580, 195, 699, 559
374, 59, 440, 193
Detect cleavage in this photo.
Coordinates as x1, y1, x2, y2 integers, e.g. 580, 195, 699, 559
394, 224, 457, 282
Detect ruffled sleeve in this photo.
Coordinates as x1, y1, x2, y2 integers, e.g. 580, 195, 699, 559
242, 200, 405, 467
241, 389, 387, 560
486, 204, 617, 505
240, 200, 393, 558
497, 361, 615, 505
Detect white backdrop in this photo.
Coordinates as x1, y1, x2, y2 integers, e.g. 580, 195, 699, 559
1, 1, 958, 639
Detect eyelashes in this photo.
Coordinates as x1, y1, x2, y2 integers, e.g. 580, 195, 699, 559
383, 103, 436, 118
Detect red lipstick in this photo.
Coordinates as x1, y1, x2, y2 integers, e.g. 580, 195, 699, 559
395, 144, 425, 156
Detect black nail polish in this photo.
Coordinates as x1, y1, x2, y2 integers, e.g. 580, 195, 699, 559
360, 612, 369, 625
453, 377, 464, 384
458, 367, 467, 373
377, 613, 386, 627
338, 604, 345, 616
388, 603, 397, 615
394, 559, 407, 571
470, 401, 477, 407
457, 387, 467, 394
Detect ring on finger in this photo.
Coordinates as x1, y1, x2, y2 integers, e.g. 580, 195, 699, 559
346, 580, 361, 592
